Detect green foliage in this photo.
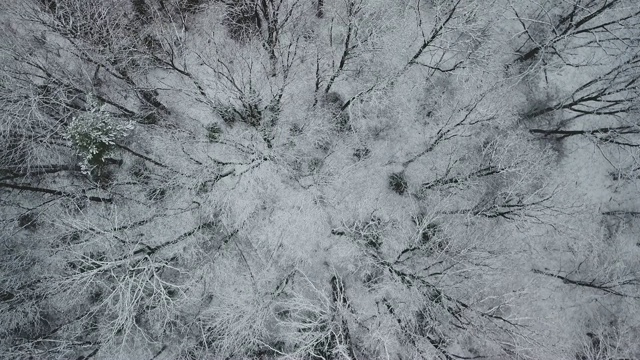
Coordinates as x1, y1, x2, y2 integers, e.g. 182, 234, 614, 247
66, 95, 133, 173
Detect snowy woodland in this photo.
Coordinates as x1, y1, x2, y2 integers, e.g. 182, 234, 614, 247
1, 0, 639, 359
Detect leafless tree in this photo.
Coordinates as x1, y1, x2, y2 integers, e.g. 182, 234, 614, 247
2, 0, 636, 359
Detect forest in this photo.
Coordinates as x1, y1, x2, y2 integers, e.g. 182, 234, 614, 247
1, 0, 639, 359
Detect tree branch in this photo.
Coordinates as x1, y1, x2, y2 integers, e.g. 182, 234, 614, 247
0, 182, 112, 203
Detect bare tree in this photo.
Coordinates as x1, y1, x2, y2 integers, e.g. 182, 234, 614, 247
3, 0, 637, 359
510, 0, 640, 68
511, 1, 640, 146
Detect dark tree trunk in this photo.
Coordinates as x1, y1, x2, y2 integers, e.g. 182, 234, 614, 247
514, 46, 541, 63
317, 0, 324, 18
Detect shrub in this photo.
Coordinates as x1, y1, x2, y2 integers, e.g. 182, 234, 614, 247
308, 157, 324, 172
129, 160, 150, 182
263, 100, 280, 128
321, 92, 351, 132
335, 112, 351, 132
315, 139, 332, 153
140, 89, 168, 114
389, 172, 408, 195
142, 34, 162, 52
196, 181, 211, 194
323, 92, 345, 111
353, 147, 371, 160
206, 123, 223, 141
215, 94, 262, 127
289, 123, 304, 136
139, 112, 159, 125
215, 103, 243, 125
420, 222, 440, 245
17, 213, 37, 230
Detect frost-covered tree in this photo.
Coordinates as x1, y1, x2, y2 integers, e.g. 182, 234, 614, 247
1, 0, 640, 359
67, 95, 134, 173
